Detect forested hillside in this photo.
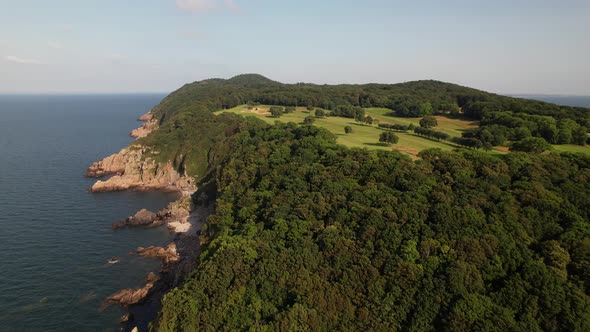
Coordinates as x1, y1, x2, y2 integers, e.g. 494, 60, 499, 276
136, 75, 590, 331
155, 121, 590, 331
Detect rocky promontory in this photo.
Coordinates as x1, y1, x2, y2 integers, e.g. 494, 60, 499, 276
86, 146, 195, 193
130, 112, 158, 139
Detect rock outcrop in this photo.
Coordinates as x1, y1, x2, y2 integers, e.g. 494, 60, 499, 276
86, 146, 195, 193
105, 272, 159, 307
112, 209, 162, 229
130, 112, 158, 139
136, 243, 179, 265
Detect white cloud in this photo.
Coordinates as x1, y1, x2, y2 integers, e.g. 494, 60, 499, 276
47, 41, 64, 49
176, 0, 239, 12
4, 55, 43, 64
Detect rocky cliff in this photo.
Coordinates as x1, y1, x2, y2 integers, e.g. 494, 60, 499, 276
130, 112, 158, 139
86, 146, 195, 193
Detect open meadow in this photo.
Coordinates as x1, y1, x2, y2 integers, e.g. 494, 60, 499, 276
217, 105, 483, 157
216, 105, 589, 158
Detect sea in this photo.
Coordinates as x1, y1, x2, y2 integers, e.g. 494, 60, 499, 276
0, 93, 588, 332
0, 94, 178, 332
512, 95, 590, 108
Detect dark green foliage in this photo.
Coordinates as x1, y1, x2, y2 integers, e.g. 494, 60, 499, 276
285, 106, 296, 113
270, 106, 284, 118
378, 123, 411, 131
315, 108, 326, 117
462, 126, 508, 146
303, 115, 315, 124
572, 126, 589, 145
452, 137, 483, 149
419, 115, 438, 128
379, 131, 399, 145
510, 137, 551, 153
344, 126, 353, 134
414, 127, 450, 141
155, 122, 590, 331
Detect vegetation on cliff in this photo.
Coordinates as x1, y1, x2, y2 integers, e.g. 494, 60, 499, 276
132, 75, 590, 331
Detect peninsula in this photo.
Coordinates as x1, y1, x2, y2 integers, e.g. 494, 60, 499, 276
88, 74, 590, 331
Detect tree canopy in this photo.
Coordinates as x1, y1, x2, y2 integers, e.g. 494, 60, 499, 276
155, 120, 590, 332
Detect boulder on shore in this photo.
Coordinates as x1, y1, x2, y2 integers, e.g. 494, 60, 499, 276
135, 243, 179, 265
112, 209, 160, 229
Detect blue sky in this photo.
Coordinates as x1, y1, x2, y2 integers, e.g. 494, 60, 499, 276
0, 0, 588, 94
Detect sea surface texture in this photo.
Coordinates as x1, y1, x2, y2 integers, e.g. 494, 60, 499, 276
0, 94, 177, 331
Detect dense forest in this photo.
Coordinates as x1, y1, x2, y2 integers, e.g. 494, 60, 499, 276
136, 75, 590, 331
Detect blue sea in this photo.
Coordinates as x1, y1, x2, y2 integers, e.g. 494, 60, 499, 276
513, 95, 590, 108
0, 94, 177, 331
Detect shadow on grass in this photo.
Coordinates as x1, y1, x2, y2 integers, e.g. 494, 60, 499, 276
364, 142, 391, 147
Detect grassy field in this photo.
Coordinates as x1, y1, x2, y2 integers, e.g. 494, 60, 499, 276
216, 105, 476, 158
216, 105, 590, 158
552, 144, 590, 154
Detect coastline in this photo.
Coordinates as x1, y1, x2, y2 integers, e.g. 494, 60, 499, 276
86, 111, 205, 331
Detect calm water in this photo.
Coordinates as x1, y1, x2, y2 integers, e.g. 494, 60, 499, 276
514, 95, 590, 108
0, 94, 178, 331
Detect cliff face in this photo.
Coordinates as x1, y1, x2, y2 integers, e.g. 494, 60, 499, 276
130, 112, 158, 139
87, 146, 194, 193
86, 111, 195, 193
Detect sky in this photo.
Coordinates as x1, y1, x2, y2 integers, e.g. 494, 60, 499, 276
0, 0, 589, 94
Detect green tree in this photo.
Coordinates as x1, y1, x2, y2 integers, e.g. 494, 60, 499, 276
379, 131, 399, 145
303, 116, 316, 125
572, 126, 588, 145
510, 137, 551, 153
315, 109, 326, 118
420, 116, 438, 128
270, 106, 284, 118
344, 126, 353, 134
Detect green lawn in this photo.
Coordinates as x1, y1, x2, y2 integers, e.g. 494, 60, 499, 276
551, 144, 590, 154
216, 105, 589, 158
216, 105, 468, 157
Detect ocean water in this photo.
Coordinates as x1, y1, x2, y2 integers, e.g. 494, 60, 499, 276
513, 95, 590, 108
0, 94, 178, 331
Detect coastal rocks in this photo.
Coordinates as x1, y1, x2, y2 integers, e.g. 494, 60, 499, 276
136, 243, 179, 265
86, 147, 135, 178
130, 112, 158, 139
112, 209, 162, 229
87, 146, 196, 193
105, 273, 159, 307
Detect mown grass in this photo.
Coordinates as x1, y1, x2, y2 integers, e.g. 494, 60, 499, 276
216, 105, 470, 157
216, 105, 589, 158
551, 144, 590, 154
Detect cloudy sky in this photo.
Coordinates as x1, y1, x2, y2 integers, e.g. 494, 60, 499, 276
0, 0, 589, 94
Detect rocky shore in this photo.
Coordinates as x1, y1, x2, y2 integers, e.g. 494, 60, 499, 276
130, 112, 158, 139
86, 146, 195, 193
87, 111, 207, 331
